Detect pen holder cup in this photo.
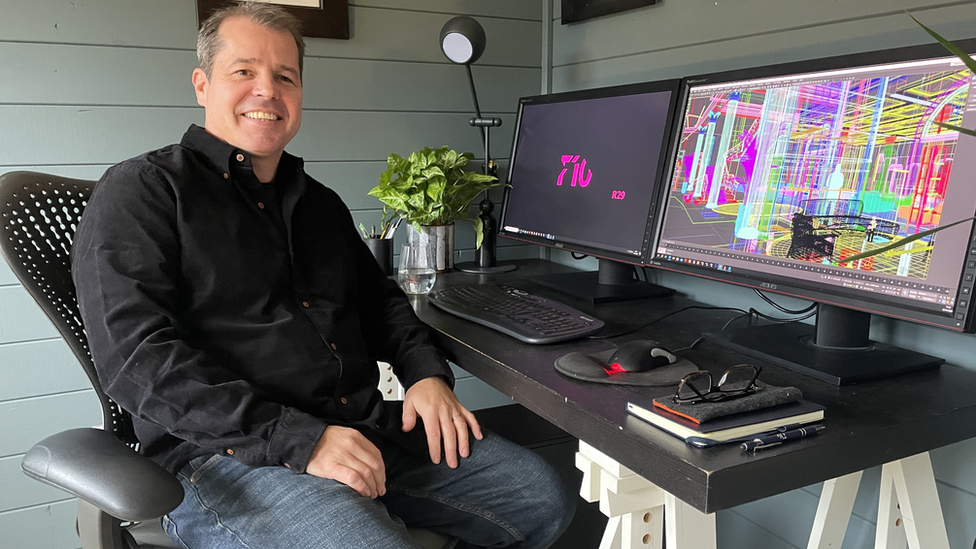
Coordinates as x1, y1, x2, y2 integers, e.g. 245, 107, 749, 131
365, 237, 394, 276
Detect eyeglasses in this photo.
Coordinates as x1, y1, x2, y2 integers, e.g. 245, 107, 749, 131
673, 364, 762, 405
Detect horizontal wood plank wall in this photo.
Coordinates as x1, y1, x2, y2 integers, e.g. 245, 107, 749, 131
548, 0, 976, 548
0, 1, 542, 547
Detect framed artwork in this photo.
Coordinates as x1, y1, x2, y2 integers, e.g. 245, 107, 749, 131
562, 0, 658, 24
196, 0, 349, 39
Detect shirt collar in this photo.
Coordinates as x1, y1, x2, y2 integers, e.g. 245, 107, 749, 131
179, 124, 305, 186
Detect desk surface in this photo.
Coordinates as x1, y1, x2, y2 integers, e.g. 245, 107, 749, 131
414, 259, 976, 514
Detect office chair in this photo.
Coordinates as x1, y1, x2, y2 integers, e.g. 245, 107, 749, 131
1, 171, 448, 549
0, 171, 182, 549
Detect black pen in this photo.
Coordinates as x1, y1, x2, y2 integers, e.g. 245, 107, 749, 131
741, 424, 825, 452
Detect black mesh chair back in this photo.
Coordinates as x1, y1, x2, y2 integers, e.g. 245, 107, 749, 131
0, 171, 137, 446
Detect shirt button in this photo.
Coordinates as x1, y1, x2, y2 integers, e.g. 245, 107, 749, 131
222, 173, 229, 179
331, 343, 337, 350
226, 449, 235, 455
302, 301, 310, 308
257, 202, 265, 209
236, 153, 245, 162
340, 397, 349, 405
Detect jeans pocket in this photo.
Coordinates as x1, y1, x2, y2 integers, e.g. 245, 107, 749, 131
188, 454, 222, 484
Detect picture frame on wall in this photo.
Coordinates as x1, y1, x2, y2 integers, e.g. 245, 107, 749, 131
196, 0, 349, 39
562, 0, 658, 24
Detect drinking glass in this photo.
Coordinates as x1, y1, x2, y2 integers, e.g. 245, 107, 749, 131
398, 243, 437, 294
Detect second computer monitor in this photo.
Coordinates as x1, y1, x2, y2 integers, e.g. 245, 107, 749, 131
499, 80, 681, 302
651, 40, 976, 383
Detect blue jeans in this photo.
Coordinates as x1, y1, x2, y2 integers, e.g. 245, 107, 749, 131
162, 431, 575, 548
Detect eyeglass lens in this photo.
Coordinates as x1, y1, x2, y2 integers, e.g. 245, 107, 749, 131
716, 365, 758, 393
676, 371, 713, 401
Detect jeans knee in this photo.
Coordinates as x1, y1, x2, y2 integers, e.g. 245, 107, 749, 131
509, 454, 577, 548
537, 470, 577, 547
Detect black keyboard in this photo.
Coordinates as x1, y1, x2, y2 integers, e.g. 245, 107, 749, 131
427, 283, 605, 344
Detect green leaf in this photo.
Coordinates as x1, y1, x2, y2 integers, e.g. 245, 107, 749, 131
934, 121, 976, 138
909, 12, 976, 76
443, 149, 458, 168
473, 217, 484, 249
840, 215, 976, 264
426, 179, 446, 203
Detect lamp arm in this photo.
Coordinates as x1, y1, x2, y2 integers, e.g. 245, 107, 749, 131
466, 64, 487, 149
465, 64, 483, 119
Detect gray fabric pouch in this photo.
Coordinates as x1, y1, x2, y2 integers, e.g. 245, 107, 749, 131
651, 382, 803, 423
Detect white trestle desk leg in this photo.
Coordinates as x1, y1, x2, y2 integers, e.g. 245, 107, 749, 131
576, 441, 716, 549
876, 465, 907, 549
807, 470, 863, 549
663, 492, 716, 549
875, 452, 949, 549
377, 361, 405, 400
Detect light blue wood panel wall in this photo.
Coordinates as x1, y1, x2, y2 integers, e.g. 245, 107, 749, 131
547, 0, 976, 547
0, 1, 542, 547
552, 0, 976, 89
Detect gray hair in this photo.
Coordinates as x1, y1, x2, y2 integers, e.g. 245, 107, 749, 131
197, 1, 305, 80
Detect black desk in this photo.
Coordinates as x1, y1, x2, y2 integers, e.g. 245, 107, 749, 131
414, 259, 976, 515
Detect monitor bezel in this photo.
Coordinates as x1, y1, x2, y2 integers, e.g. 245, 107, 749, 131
498, 79, 683, 266
648, 38, 976, 333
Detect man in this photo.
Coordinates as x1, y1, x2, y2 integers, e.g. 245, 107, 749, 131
72, 3, 574, 547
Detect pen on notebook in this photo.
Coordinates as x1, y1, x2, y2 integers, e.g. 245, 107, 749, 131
741, 424, 825, 452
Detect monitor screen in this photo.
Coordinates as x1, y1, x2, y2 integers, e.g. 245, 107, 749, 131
500, 80, 681, 265
650, 41, 976, 383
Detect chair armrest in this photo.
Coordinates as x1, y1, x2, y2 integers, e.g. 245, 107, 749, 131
21, 427, 184, 522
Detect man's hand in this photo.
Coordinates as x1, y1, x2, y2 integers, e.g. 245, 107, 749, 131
306, 425, 386, 498
402, 376, 484, 468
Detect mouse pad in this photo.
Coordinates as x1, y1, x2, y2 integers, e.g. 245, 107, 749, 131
554, 346, 698, 387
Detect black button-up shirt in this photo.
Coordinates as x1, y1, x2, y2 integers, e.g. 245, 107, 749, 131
72, 125, 453, 474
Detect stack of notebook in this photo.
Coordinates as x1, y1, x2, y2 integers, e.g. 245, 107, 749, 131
627, 382, 824, 447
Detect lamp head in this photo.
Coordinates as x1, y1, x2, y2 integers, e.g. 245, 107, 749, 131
439, 16, 486, 65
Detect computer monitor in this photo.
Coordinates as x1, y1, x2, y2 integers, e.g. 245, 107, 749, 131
651, 39, 976, 385
499, 80, 682, 303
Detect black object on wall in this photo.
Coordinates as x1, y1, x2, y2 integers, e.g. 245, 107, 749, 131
562, 0, 658, 24
196, 0, 350, 39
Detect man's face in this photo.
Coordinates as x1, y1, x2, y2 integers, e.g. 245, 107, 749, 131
192, 17, 302, 170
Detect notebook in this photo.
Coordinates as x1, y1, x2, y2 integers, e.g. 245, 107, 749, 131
627, 398, 825, 447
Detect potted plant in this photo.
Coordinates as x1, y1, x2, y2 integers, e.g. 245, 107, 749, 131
368, 146, 502, 271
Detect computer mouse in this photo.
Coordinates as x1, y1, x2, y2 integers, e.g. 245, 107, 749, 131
606, 340, 677, 373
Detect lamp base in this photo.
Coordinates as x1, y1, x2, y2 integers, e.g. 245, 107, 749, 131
455, 262, 517, 274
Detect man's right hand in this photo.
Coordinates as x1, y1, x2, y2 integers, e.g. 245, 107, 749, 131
305, 425, 386, 499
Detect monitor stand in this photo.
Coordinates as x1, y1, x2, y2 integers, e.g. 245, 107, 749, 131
533, 258, 675, 304
703, 303, 943, 385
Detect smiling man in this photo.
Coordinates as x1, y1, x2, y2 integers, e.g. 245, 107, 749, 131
71, 2, 574, 548
191, 15, 302, 183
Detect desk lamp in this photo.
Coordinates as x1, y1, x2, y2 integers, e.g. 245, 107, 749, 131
439, 16, 517, 274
